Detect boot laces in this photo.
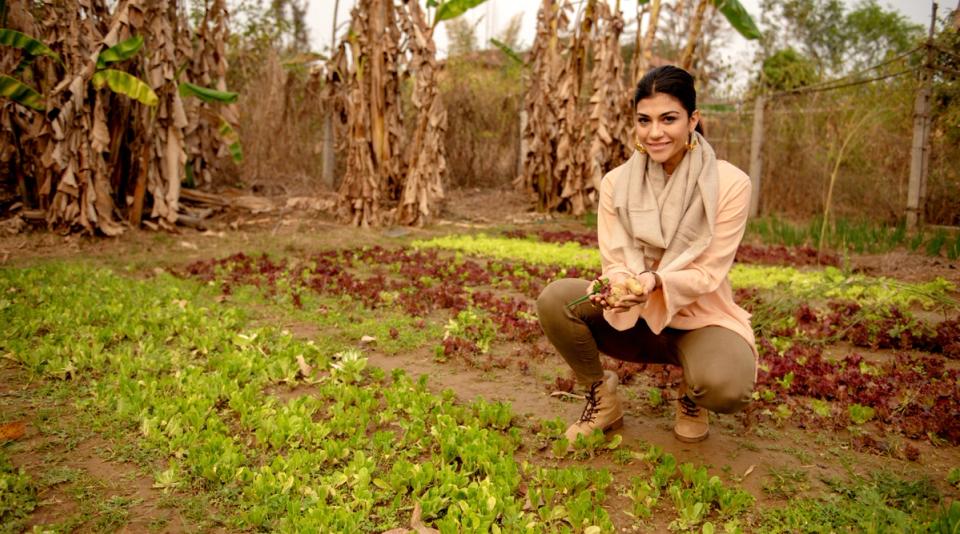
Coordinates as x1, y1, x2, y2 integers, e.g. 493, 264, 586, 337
679, 394, 701, 417
577, 380, 603, 424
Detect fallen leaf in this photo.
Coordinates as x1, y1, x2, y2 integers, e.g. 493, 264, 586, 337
549, 391, 585, 401
0, 420, 26, 441
179, 240, 198, 250
360, 335, 377, 345
410, 502, 440, 534
743, 464, 756, 479
296, 355, 313, 379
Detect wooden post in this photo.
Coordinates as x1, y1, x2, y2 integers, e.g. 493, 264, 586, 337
748, 95, 764, 217
906, 2, 937, 231
322, 0, 339, 190
516, 109, 526, 180
322, 113, 335, 189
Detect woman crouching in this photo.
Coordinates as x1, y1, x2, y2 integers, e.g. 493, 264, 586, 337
537, 65, 757, 444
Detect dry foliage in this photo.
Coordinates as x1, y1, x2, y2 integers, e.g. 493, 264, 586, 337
551, 2, 592, 215
336, 0, 406, 227
184, 0, 240, 188
396, 1, 447, 226
334, 0, 449, 227
586, 2, 632, 200
630, 0, 663, 82
440, 55, 522, 189
518, 0, 633, 215
239, 52, 326, 194
1, 0, 237, 235
516, 0, 568, 212
706, 79, 958, 225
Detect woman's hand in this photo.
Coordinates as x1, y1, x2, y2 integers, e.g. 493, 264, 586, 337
593, 271, 658, 311
586, 278, 608, 307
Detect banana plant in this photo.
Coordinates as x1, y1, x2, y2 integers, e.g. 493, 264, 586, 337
93, 35, 158, 106
425, 0, 490, 28
178, 81, 243, 163
0, 28, 62, 111
489, 38, 524, 66
95, 35, 242, 161
680, 0, 761, 70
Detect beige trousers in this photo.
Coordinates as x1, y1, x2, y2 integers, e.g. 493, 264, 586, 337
537, 278, 755, 414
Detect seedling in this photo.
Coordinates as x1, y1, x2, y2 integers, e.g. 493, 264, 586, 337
848, 404, 876, 426
623, 477, 660, 519
948, 468, 960, 488
566, 278, 610, 308
809, 399, 832, 418
648, 387, 665, 408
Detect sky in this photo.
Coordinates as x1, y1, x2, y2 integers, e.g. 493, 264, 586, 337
307, 0, 942, 93
310, 0, 937, 53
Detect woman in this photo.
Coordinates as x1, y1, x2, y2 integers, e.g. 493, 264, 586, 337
537, 65, 756, 444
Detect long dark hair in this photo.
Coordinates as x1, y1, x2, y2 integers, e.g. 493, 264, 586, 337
633, 65, 704, 135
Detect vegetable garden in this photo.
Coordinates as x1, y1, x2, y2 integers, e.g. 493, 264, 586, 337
1, 0, 958, 531
1, 216, 958, 532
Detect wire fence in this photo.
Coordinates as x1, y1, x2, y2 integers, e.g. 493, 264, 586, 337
703, 39, 958, 228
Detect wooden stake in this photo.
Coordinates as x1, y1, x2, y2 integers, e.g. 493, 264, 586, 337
906, 2, 938, 231
748, 95, 764, 217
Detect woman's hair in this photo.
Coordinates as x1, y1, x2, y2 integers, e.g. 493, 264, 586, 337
633, 65, 704, 135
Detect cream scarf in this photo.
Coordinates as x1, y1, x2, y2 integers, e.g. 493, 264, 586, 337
608, 131, 718, 274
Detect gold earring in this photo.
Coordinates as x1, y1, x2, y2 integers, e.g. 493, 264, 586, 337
685, 134, 697, 151
634, 141, 646, 154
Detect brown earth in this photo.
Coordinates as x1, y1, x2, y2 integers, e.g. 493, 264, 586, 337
1, 185, 958, 532
0, 364, 224, 533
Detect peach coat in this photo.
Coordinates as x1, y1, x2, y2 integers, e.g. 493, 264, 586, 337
597, 159, 757, 357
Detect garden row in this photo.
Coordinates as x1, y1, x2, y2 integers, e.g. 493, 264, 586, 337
502, 229, 842, 267
177, 235, 959, 449
1, 255, 957, 531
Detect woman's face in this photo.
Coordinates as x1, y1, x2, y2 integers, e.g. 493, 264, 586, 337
634, 92, 700, 173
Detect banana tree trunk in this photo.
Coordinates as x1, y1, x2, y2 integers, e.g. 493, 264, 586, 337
680, 0, 709, 70
370, 0, 387, 171
396, 0, 445, 226
639, 0, 661, 76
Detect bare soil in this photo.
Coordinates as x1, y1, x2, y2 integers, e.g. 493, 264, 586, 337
0, 364, 212, 533
2, 185, 958, 531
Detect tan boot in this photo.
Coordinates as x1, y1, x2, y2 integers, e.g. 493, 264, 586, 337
565, 370, 624, 444
674, 381, 709, 443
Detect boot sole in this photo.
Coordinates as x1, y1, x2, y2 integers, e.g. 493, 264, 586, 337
603, 417, 624, 432
673, 428, 709, 443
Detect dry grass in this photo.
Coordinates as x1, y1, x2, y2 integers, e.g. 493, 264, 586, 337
236, 53, 328, 195
225, 52, 956, 227
439, 55, 523, 189
708, 80, 957, 226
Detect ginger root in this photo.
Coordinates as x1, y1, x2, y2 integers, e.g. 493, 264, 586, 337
605, 276, 648, 307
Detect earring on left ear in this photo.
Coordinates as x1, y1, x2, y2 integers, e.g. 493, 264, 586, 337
685, 133, 698, 151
